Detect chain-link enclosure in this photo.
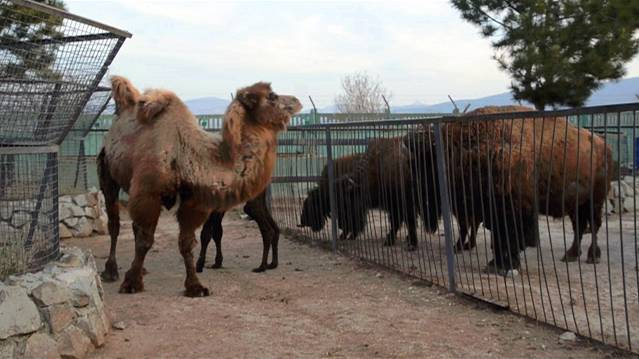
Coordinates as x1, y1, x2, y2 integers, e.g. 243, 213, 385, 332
0, 0, 129, 277
270, 103, 639, 353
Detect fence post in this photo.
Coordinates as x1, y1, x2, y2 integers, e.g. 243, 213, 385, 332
325, 127, 339, 253
433, 122, 457, 293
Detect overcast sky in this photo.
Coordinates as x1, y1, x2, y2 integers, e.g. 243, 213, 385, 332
67, 0, 639, 109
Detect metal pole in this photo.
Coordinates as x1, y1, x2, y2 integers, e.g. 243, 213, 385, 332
434, 122, 457, 293
309, 96, 318, 125
325, 128, 339, 253
381, 95, 391, 115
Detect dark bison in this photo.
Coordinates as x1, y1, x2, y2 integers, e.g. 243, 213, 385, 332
300, 136, 432, 250
326, 137, 432, 250
299, 154, 367, 240
442, 106, 612, 273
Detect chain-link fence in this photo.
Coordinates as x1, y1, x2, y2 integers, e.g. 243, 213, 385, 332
0, 0, 129, 277
270, 103, 639, 353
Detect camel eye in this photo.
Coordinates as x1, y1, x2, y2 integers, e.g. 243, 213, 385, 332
268, 92, 278, 101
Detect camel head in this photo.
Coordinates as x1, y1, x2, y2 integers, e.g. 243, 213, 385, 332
235, 82, 302, 130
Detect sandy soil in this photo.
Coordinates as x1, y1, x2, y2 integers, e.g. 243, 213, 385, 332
65, 209, 633, 359
270, 187, 639, 353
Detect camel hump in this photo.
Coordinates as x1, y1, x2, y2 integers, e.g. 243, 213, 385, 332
110, 76, 140, 113
136, 90, 176, 124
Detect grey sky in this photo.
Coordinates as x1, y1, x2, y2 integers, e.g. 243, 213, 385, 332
68, 0, 639, 109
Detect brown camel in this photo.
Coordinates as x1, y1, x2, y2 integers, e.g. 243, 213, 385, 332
99, 76, 301, 297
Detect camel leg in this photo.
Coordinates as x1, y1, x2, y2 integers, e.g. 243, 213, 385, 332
98, 153, 121, 282
586, 202, 603, 264
196, 211, 224, 273
177, 204, 210, 297
562, 208, 589, 262
245, 192, 279, 272
119, 193, 161, 294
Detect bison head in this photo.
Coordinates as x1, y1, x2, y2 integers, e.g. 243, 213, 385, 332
299, 187, 329, 231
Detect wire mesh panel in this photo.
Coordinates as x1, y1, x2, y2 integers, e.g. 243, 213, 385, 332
59, 86, 110, 194
0, 147, 58, 277
0, 0, 129, 277
270, 103, 639, 353
0, 0, 129, 145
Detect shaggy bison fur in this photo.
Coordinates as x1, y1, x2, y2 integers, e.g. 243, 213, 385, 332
299, 154, 367, 240
442, 106, 613, 273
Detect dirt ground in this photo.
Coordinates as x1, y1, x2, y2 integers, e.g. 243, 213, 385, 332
66, 209, 634, 359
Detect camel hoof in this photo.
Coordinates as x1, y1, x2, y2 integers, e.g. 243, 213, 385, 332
406, 244, 417, 252
252, 266, 267, 273
185, 284, 210, 297
266, 262, 278, 270
119, 278, 144, 294
209, 262, 223, 269
101, 261, 119, 282
101, 268, 119, 282
195, 258, 205, 273
463, 242, 475, 251
383, 240, 395, 247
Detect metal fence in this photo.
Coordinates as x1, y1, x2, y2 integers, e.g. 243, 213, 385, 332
269, 103, 639, 353
0, 0, 129, 277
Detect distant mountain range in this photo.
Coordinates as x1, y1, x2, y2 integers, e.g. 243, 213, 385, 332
110, 77, 638, 115
391, 76, 639, 113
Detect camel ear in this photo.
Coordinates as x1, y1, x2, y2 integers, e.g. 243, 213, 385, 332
136, 94, 169, 124
111, 76, 140, 113
236, 91, 260, 111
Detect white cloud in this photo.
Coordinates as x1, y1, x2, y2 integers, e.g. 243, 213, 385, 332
67, 0, 639, 108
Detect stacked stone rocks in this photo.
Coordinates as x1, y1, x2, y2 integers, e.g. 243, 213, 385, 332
59, 189, 107, 239
0, 247, 109, 359
607, 176, 639, 215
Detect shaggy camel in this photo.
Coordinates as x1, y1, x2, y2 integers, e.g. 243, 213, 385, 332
195, 190, 280, 273
100, 76, 301, 296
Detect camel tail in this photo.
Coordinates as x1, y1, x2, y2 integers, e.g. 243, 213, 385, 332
110, 76, 140, 114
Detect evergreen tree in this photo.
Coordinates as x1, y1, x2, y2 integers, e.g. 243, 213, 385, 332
0, 0, 67, 80
451, 0, 639, 110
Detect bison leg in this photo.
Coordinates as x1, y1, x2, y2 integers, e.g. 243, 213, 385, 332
196, 211, 224, 272
463, 218, 480, 250
454, 220, 469, 253
177, 204, 210, 297
562, 208, 589, 262
405, 208, 418, 252
245, 191, 279, 272
383, 212, 401, 247
586, 202, 603, 264
119, 191, 161, 294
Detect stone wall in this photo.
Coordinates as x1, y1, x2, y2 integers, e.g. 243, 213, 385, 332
608, 176, 639, 214
0, 247, 109, 359
59, 189, 107, 239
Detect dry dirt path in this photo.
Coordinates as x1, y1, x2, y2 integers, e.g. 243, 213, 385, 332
65, 209, 632, 359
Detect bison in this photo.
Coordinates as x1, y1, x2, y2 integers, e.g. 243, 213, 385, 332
299, 153, 367, 240
442, 106, 613, 274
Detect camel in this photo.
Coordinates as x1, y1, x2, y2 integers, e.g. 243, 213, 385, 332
99, 76, 301, 297
195, 190, 280, 273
